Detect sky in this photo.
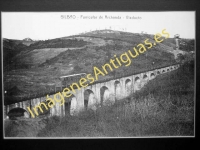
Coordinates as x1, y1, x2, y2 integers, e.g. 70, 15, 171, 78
2, 11, 195, 40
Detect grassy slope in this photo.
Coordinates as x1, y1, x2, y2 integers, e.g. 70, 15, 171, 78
4, 31, 176, 94
4, 30, 194, 108
5, 60, 194, 137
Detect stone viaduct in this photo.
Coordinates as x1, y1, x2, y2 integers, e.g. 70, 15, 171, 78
4, 64, 180, 119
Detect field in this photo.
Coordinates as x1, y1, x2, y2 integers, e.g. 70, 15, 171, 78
5, 60, 194, 137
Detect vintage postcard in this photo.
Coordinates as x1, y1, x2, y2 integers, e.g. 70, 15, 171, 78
2, 11, 195, 138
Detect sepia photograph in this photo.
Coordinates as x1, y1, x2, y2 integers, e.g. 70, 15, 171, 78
2, 11, 195, 138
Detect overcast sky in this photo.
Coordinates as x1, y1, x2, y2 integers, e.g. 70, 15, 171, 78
2, 11, 195, 40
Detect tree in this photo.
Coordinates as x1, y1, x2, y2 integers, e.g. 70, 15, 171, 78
176, 53, 185, 64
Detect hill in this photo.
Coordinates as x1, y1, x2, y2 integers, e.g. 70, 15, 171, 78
3, 38, 37, 70
3, 38, 28, 70
3, 29, 194, 102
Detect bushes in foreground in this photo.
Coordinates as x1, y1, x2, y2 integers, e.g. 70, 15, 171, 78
37, 90, 193, 137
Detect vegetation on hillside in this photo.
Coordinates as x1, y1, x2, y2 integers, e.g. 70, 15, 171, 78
3, 39, 28, 69
27, 38, 88, 50
5, 59, 194, 137
3, 30, 194, 103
